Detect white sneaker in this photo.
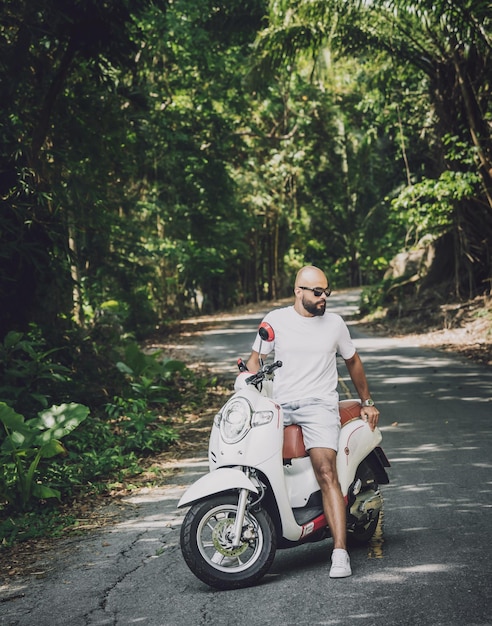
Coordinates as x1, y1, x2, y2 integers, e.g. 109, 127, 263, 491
329, 548, 352, 578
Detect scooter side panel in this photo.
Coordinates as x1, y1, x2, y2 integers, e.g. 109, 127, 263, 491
283, 457, 320, 508
177, 468, 258, 508
336, 420, 382, 495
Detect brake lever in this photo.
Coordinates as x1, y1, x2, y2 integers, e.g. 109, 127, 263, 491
265, 360, 282, 374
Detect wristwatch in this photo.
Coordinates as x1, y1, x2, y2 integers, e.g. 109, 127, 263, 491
362, 398, 375, 407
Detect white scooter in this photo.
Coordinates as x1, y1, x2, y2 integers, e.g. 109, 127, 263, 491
178, 322, 390, 590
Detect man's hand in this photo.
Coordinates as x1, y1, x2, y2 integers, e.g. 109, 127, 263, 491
360, 405, 380, 431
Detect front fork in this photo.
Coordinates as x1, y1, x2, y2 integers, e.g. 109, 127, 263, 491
231, 487, 250, 547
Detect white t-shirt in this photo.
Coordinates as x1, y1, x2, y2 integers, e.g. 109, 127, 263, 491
252, 306, 356, 404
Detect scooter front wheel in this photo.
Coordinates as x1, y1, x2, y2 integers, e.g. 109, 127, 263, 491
180, 494, 276, 590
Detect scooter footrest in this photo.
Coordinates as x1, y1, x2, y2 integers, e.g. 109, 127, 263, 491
292, 506, 324, 526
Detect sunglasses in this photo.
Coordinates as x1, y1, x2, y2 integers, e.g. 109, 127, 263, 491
298, 286, 332, 297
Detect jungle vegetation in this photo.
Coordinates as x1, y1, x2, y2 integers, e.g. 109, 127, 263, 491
0, 0, 490, 529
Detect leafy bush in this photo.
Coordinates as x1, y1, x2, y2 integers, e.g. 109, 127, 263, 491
0, 508, 79, 547
0, 322, 203, 546
105, 397, 179, 453
0, 327, 72, 415
0, 402, 89, 510
115, 342, 190, 403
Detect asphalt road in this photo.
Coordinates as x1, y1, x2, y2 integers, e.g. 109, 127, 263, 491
1, 290, 491, 626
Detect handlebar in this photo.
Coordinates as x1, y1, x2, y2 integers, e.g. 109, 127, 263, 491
245, 360, 282, 386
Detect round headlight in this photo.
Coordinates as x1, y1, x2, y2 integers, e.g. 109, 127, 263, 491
220, 397, 252, 443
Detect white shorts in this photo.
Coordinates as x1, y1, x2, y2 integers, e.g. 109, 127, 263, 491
281, 397, 341, 452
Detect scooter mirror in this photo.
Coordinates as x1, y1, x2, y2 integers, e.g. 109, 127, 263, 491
258, 322, 275, 342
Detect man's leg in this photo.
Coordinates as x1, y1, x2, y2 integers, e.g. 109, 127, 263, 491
309, 447, 352, 577
309, 447, 346, 547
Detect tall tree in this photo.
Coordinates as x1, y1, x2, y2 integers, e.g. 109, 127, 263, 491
252, 0, 492, 296
0, 0, 153, 335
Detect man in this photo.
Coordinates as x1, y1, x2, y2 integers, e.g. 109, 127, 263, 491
245, 265, 380, 578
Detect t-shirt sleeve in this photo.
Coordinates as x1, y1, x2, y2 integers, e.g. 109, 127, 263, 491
251, 316, 275, 355
337, 318, 356, 360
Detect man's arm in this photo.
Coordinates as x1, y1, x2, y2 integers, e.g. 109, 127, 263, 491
344, 351, 380, 430
245, 351, 262, 372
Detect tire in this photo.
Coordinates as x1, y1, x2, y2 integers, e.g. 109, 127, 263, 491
348, 511, 380, 544
348, 461, 384, 545
180, 494, 277, 590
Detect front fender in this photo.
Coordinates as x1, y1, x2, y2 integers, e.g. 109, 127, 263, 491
178, 468, 259, 508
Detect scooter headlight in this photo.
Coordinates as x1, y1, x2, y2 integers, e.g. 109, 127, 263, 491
219, 397, 252, 443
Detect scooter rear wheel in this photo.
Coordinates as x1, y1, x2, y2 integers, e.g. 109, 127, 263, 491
349, 511, 381, 544
180, 493, 276, 590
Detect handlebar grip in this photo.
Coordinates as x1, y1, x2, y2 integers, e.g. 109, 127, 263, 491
237, 358, 249, 372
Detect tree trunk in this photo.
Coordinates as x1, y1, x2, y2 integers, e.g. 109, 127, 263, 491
452, 46, 492, 210
68, 210, 84, 327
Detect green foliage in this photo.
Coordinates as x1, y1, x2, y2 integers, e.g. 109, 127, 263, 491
391, 169, 481, 242
0, 325, 195, 530
98, 344, 188, 454
0, 508, 78, 548
43, 409, 173, 495
1, 0, 491, 342
0, 327, 72, 415
0, 402, 89, 510
116, 342, 191, 402
390, 133, 483, 245
105, 397, 179, 454
1, 0, 490, 548
251, 0, 491, 296
47, 415, 144, 490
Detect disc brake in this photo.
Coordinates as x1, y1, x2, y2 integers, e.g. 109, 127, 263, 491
212, 518, 255, 557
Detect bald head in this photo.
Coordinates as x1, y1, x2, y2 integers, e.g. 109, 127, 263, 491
294, 266, 328, 289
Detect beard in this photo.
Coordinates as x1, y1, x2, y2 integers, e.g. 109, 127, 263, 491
302, 297, 326, 316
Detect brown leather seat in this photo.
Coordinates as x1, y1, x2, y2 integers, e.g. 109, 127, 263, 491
282, 399, 361, 460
